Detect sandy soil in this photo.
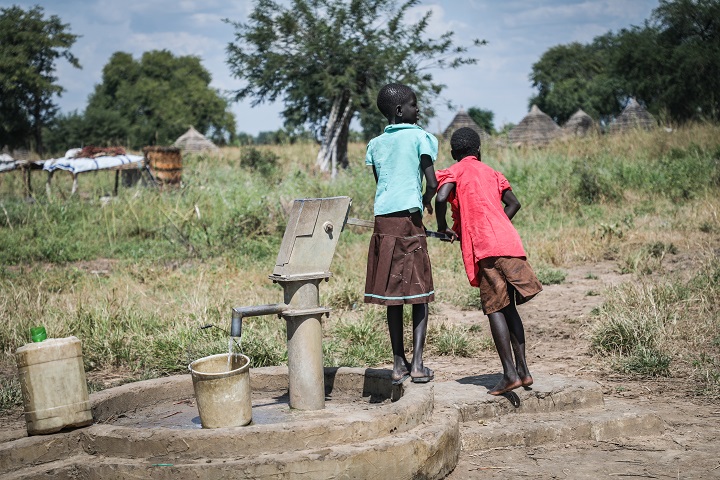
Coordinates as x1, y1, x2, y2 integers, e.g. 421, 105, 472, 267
430, 255, 720, 479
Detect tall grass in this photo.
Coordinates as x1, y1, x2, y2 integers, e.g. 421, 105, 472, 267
591, 257, 720, 395
1, 124, 719, 409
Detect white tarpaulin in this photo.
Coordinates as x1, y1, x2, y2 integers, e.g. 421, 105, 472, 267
42, 154, 144, 174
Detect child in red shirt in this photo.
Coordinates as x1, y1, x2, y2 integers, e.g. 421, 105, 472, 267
435, 127, 542, 395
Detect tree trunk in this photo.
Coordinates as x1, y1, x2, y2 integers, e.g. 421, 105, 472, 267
32, 96, 43, 157
316, 93, 352, 178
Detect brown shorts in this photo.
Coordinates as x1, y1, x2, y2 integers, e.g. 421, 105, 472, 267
477, 256, 542, 314
364, 211, 434, 306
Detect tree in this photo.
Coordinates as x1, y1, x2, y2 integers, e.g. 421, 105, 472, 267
611, 0, 720, 122
74, 50, 236, 150
530, 0, 720, 125
467, 107, 495, 134
226, 0, 482, 175
0, 5, 80, 154
529, 41, 621, 125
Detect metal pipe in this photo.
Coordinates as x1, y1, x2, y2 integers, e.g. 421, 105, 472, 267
231, 303, 286, 337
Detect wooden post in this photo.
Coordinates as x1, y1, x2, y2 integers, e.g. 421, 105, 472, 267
23, 165, 32, 198
45, 170, 54, 198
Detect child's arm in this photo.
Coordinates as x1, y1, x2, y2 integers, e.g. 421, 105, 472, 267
435, 182, 459, 242
502, 189, 521, 220
372, 165, 378, 183
420, 154, 437, 214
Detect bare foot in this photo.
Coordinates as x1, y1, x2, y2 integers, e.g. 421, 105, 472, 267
489, 376, 522, 395
521, 375, 533, 387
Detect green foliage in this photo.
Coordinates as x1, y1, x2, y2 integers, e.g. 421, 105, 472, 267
467, 107, 495, 134
591, 290, 667, 357
46, 50, 236, 152
620, 242, 677, 275
429, 324, 477, 357
591, 259, 720, 388
529, 41, 620, 124
612, 0, 720, 123
535, 267, 567, 285
531, 0, 720, 125
237, 318, 288, 368
225, 0, 483, 167
329, 314, 389, 367
571, 158, 621, 204
618, 346, 671, 376
241, 147, 279, 178
325, 284, 362, 310
0, 5, 80, 153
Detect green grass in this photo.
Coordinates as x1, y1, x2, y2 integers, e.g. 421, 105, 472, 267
535, 266, 567, 285
429, 324, 478, 357
591, 258, 720, 392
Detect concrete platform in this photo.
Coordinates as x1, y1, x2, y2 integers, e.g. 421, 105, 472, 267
0, 368, 665, 479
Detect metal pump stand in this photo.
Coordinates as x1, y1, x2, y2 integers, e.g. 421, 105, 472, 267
230, 197, 352, 411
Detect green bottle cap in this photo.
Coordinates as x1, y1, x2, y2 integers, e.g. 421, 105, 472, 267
30, 326, 47, 342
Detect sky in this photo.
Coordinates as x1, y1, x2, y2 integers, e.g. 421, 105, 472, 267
7, 0, 659, 135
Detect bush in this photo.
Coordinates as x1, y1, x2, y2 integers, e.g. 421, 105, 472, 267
618, 346, 671, 377
241, 147, 279, 178
571, 158, 620, 205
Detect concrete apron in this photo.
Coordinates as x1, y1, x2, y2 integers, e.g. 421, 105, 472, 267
0, 369, 663, 480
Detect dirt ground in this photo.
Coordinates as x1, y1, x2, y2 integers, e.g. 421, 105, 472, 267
429, 254, 720, 479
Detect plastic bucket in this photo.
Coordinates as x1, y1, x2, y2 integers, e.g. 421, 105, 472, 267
189, 353, 252, 428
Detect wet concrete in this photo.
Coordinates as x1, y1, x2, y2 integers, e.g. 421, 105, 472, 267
106, 389, 391, 430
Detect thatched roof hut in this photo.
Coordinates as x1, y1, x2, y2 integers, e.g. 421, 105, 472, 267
507, 105, 561, 146
442, 109, 491, 143
562, 109, 597, 137
608, 98, 656, 133
174, 126, 219, 153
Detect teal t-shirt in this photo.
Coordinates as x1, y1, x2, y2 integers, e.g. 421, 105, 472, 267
366, 124, 438, 216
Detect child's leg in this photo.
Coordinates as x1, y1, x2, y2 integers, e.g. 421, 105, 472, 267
487, 310, 522, 395
410, 303, 433, 381
387, 305, 410, 380
500, 289, 533, 387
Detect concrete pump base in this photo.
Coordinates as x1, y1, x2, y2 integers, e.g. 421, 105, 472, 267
0, 368, 663, 479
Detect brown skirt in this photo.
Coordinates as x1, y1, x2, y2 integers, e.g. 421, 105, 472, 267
364, 211, 434, 306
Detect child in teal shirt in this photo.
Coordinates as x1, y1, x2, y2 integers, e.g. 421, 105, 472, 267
365, 83, 438, 384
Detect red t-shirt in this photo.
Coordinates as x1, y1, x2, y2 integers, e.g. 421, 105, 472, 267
436, 156, 527, 286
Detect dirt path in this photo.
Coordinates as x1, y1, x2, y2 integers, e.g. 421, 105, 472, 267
427, 258, 720, 479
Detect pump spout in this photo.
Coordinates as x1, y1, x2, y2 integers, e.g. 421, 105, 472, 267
230, 304, 287, 337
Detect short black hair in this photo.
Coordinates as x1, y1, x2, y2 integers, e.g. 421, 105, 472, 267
450, 127, 481, 158
376, 83, 414, 119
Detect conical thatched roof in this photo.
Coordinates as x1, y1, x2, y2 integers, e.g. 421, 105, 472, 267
174, 126, 219, 153
507, 105, 561, 146
562, 109, 597, 137
608, 98, 656, 133
442, 109, 491, 143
